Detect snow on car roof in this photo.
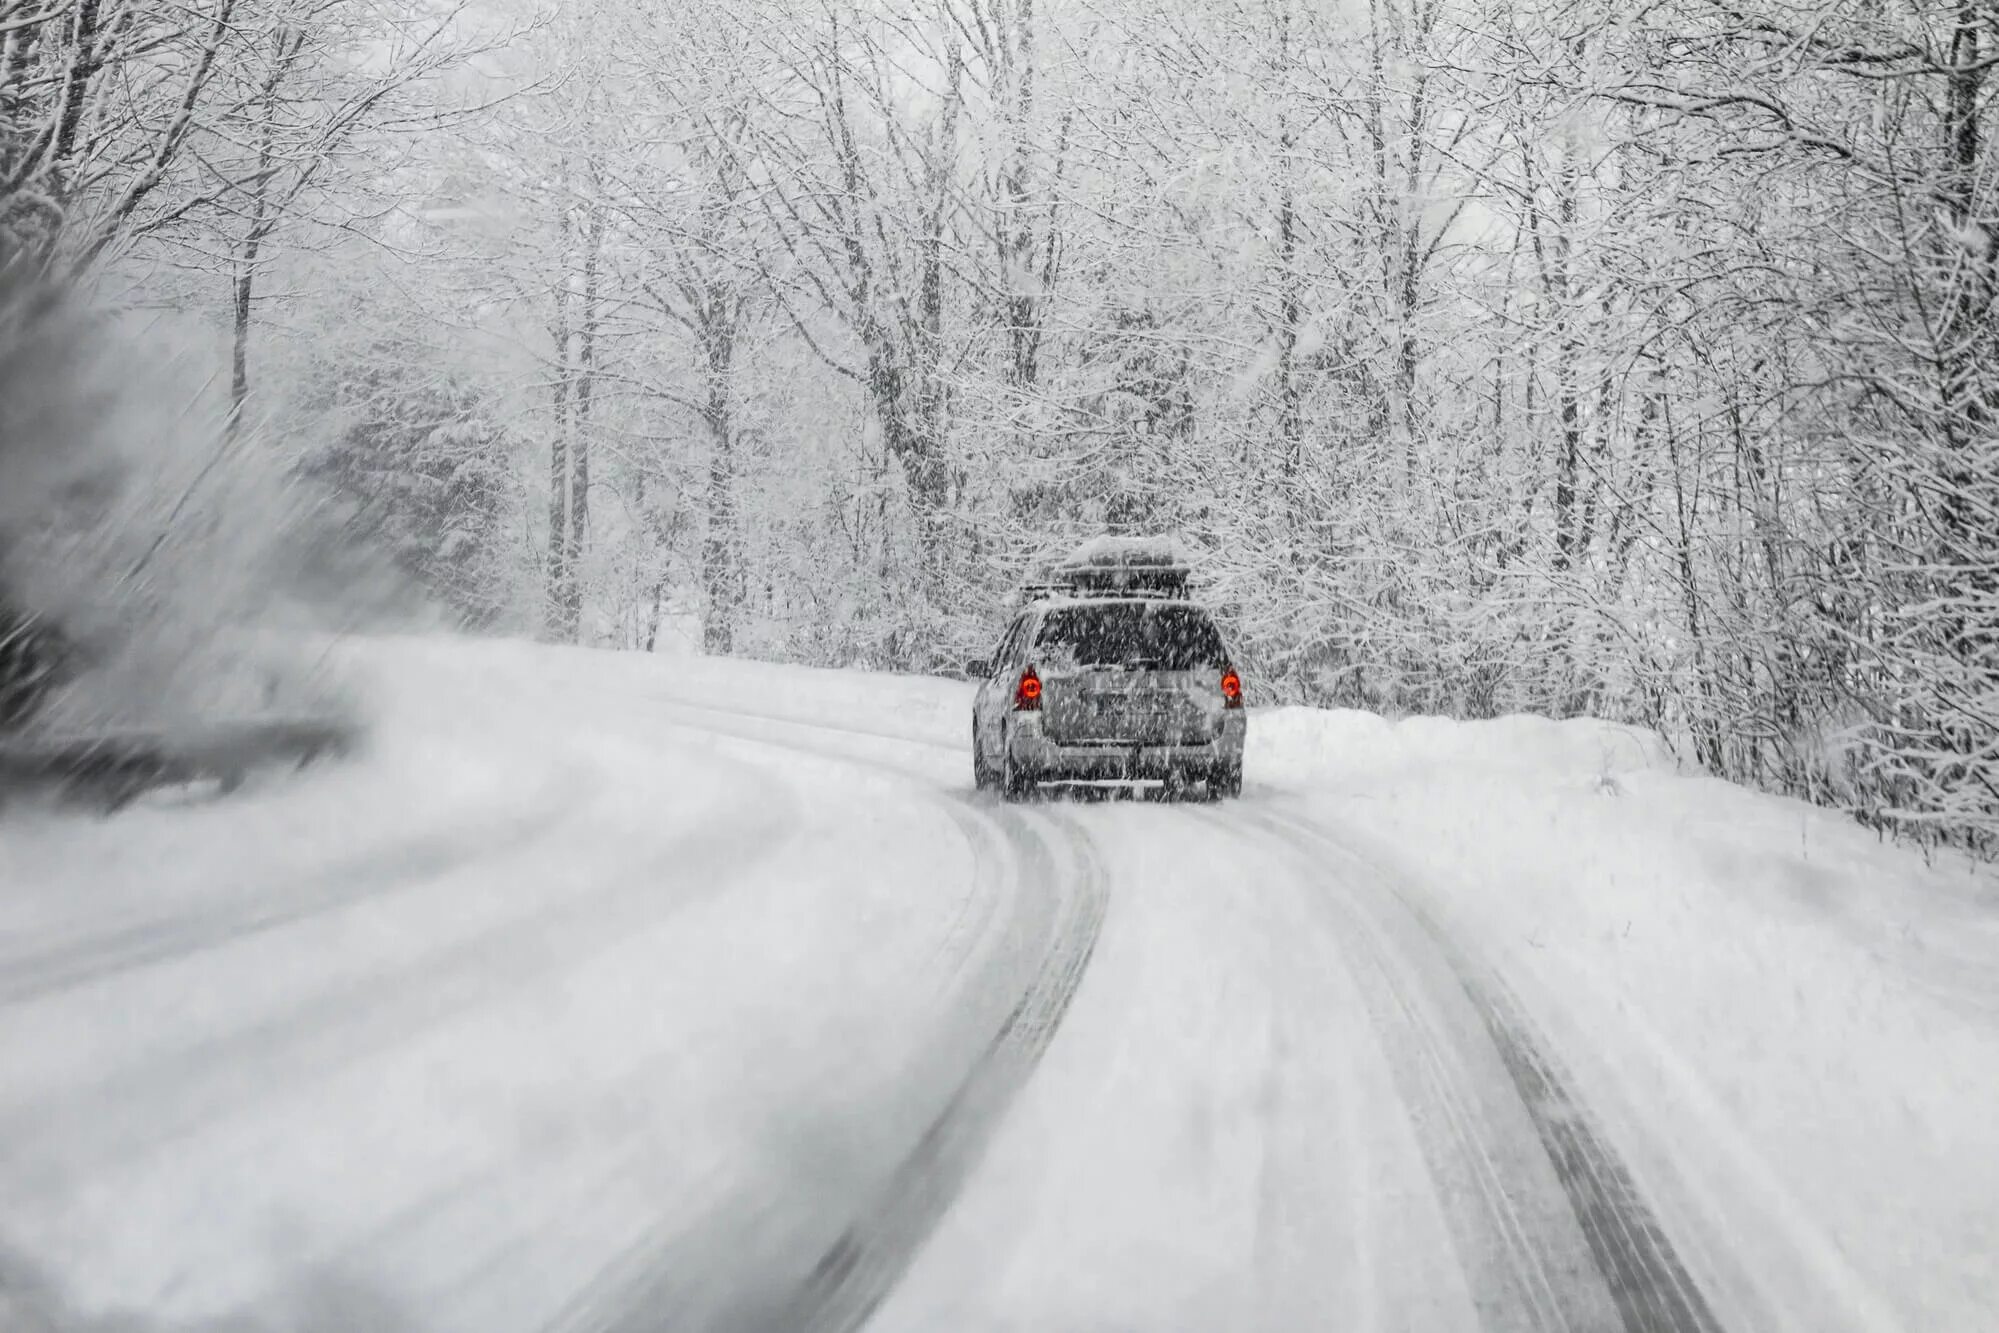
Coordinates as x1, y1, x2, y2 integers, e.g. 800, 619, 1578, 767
1027, 594, 1206, 613
1058, 534, 1190, 569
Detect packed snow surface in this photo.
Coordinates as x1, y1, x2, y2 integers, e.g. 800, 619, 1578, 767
1, 635, 1994, 1332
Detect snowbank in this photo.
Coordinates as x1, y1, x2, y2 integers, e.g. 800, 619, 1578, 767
1249, 700, 1999, 1333
1250, 704, 1675, 791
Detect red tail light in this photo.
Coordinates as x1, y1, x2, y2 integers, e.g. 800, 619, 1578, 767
1221, 668, 1243, 709
1014, 667, 1042, 711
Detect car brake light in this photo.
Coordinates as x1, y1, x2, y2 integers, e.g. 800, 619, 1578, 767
1015, 667, 1042, 710
1221, 668, 1243, 709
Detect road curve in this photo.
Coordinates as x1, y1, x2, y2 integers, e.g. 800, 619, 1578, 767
0, 644, 1735, 1333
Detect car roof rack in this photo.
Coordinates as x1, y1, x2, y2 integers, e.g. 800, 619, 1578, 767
1018, 536, 1195, 603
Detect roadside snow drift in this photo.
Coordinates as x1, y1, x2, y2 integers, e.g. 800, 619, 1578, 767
1248, 702, 1999, 1333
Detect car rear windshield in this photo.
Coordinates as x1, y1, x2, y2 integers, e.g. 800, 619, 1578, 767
1034, 603, 1227, 670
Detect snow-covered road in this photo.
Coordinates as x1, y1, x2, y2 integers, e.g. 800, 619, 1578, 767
2, 637, 1995, 1332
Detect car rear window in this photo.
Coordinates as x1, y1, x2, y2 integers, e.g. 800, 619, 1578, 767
1034, 603, 1227, 670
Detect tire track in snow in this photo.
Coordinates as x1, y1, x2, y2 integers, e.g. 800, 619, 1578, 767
0, 799, 581, 1009
0, 807, 571, 1007
380, 790, 1026, 1332
1249, 806, 1724, 1333
540, 702, 1109, 1333
775, 805, 1106, 1333
0, 764, 798, 1183
1195, 804, 1599, 1331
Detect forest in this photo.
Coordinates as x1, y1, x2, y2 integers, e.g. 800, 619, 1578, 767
0, 0, 1994, 851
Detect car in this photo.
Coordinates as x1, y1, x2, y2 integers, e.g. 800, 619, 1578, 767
967, 539, 1246, 800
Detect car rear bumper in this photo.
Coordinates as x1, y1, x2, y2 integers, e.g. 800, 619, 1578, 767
1007, 715, 1245, 783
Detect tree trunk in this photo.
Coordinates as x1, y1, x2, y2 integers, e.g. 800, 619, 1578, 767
700, 284, 739, 656
1551, 148, 1580, 575
544, 202, 573, 640
1003, 0, 1040, 397
1274, 29, 1304, 496
563, 197, 602, 638
909, 42, 961, 592
48, 0, 104, 175
227, 31, 289, 437
230, 261, 254, 434
229, 214, 273, 438
1939, 4, 1992, 523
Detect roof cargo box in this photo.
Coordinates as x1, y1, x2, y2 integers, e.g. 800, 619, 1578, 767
1022, 536, 1194, 601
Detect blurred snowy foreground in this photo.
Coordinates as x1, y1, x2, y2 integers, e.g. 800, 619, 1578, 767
1, 635, 1995, 1333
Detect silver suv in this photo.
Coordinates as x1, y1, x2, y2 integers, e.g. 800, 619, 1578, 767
968, 545, 1245, 800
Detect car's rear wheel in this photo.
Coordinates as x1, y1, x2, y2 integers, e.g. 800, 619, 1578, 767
1209, 761, 1242, 800
1000, 740, 1033, 802
972, 722, 993, 791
